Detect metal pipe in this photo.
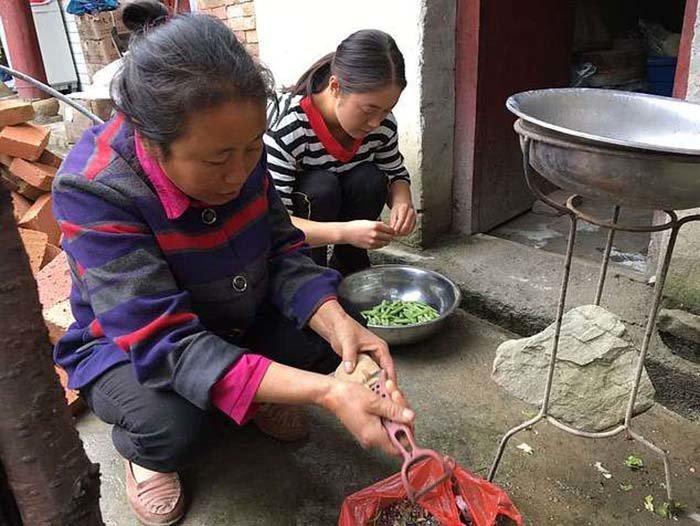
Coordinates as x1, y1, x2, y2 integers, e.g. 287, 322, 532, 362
624, 226, 680, 429
628, 429, 673, 501
594, 206, 620, 305
0, 64, 104, 125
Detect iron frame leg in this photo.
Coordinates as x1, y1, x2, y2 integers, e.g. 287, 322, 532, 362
488, 142, 690, 504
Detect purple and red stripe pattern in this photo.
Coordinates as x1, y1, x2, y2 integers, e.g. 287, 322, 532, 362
52, 116, 340, 410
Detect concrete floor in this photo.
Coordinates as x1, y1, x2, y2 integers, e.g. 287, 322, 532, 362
491, 201, 653, 275
77, 311, 699, 525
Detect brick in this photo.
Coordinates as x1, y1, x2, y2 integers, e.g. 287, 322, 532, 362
228, 15, 255, 31
1, 168, 44, 200
62, 107, 95, 145
0, 99, 35, 128
54, 365, 84, 415
245, 29, 258, 43
19, 228, 49, 275
0, 152, 13, 167
245, 43, 259, 57
32, 98, 60, 123
65, 93, 114, 122
37, 251, 71, 310
19, 194, 61, 245
38, 253, 75, 345
212, 6, 227, 19
198, 0, 225, 8
42, 243, 62, 269
38, 149, 63, 169
240, 1, 255, 16
11, 192, 32, 222
233, 30, 246, 42
81, 37, 120, 64
44, 300, 74, 344
9, 158, 56, 192
226, 4, 244, 18
0, 123, 50, 161
76, 9, 127, 39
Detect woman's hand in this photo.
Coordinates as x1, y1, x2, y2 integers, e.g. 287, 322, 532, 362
320, 377, 414, 456
388, 180, 416, 236
339, 220, 395, 250
309, 300, 396, 382
328, 314, 397, 383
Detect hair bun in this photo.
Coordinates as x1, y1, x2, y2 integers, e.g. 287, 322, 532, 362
122, 0, 170, 33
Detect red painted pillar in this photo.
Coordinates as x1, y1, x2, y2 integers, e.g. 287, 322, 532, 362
673, 0, 698, 99
0, 0, 49, 99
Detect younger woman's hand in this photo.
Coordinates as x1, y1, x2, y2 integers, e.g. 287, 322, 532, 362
388, 180, 416, 236
321, 378, 414, 456
390, 202, 416, 236
340, 220, 395, 250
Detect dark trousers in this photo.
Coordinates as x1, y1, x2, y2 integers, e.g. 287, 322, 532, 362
82, 304, 343, 473
291, 163, 388, 275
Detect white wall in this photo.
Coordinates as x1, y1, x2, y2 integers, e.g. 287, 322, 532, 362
254, 0, 424, 205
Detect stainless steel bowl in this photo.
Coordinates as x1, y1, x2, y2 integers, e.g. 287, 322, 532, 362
337, 265, 461, 346
507, 88, 700, 210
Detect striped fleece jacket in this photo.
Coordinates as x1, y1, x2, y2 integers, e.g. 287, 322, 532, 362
52, 115, 341, 410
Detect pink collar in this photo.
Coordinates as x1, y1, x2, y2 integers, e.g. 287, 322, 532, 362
134, 134, 191, 219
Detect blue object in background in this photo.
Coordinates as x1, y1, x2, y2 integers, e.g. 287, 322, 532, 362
66, 0, 119, 16
647, 56, 677, 97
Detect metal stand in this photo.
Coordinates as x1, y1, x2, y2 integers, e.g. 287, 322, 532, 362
488, 139, 700, 502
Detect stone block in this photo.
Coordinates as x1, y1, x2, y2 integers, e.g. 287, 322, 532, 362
658, 309, 700, 344
492, 305, 655, 431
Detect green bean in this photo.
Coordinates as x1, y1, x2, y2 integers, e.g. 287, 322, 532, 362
361, 300, 440, 327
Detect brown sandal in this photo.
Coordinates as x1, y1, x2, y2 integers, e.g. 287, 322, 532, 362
125, 461, 185, 526
253, 404, 309, 442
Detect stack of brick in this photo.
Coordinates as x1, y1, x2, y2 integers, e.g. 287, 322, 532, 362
198, 0, 259, 56
0, 99, 82, 414
62, 92, 114, 144
75, 7, 129, 80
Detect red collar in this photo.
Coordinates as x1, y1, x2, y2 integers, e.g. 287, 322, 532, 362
300, 96, 362, 163
134, 133, 191, 219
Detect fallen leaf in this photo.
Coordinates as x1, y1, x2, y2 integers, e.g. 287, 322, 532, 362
644, 495, 654, 513
516, 443, 534, 455
521, 409, 539, 419
619, 482, 633, 492
625, 455, 644, 471
656, 502, 669, 518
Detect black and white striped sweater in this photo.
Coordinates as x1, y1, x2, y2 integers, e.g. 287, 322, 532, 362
264, 93, 410, 211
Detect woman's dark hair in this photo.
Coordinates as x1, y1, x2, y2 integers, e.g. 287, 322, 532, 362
289, 29, 406, 97
112, 0, 274, 154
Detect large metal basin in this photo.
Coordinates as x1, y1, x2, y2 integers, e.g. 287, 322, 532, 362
508, 89, 700, 210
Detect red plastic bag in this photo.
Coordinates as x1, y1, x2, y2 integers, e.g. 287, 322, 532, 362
338, 459, 522, 526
